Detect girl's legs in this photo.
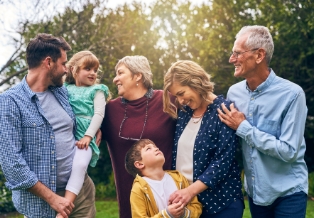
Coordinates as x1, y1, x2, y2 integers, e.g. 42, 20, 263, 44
66, 146, 92, 199
57, 147, 92, 218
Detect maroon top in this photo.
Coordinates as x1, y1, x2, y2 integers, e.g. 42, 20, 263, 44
101, 90, 176, 218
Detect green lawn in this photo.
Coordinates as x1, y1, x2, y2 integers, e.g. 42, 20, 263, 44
4, 200, 314, 218
98, 200, 314, 218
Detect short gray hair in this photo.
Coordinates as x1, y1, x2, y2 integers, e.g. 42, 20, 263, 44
115, 56, 153, 89
236, 25, 274, 65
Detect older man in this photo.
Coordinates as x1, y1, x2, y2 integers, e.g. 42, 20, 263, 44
218, 25, 308, 218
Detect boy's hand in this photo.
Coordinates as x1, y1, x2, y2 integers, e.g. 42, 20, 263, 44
167, 201, 184, 218
76, 136, 92, 149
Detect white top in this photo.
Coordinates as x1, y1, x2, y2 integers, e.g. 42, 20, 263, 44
143, 173, 178, 211
85, 90, 106, 137
176, 117, 202, 184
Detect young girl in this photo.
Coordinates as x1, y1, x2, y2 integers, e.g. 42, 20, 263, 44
57, 51, 110, 218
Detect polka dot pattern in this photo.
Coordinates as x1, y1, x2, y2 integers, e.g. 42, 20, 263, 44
172, 95, 243, 215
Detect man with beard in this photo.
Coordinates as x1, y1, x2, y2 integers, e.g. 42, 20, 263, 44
0, 33, 96, 218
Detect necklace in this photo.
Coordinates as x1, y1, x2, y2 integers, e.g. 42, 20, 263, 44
192, 113, 204, 118
119, 88, 153, 141
118, 99, 149, 141
191, 113, 204, 124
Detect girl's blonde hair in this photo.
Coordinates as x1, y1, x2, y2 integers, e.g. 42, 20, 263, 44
65, 51, 111, 101
65, 51, 100, 85
163, 60, 215, 119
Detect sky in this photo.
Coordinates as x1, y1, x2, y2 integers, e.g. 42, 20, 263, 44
0, 0, 206, 68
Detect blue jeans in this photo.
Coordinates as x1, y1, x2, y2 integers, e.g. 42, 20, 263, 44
248, 191, 307, 218
200, 198, 244, 218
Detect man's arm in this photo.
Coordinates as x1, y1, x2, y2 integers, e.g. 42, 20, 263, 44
218, 92, 307, 163
0, 96, 38, 190
28, 182, 74, 218
0, 96, 74, 216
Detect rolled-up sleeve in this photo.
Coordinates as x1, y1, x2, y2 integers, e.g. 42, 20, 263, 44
0, 96, 38, 190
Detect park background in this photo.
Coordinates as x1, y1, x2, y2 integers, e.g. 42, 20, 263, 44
0, 0, 313, 216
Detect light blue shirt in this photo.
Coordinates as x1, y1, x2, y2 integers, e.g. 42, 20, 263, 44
227, 69, 308, 206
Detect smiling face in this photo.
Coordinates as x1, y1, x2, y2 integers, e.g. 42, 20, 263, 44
168, 82, 204, 110
113, 64, 137, 99
48, 49, 68, 87
229, 34, 258, 79
140, 143, 165, 167
75, 67, 97, 87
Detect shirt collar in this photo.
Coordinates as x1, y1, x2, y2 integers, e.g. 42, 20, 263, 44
246, 68, 276, 93
21, 76, 36, 100
121, 88, 154, 104
21, 76, 60, 100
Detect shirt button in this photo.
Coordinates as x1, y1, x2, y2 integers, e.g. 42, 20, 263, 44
52, 181, 55, 184
252, 177, 255, 180
249, 114, 252, 116
251, 97, 254, 100
50, 136, 54, 138
51, 151, 55, 154
52, 166, 54, 169
33, 123, 36, 126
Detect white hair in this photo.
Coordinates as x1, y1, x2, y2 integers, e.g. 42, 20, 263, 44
236, 25, 274, 65
115, 55, 153, 89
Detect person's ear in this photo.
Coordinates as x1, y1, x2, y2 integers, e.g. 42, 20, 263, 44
256, 48, 266, 64
135, 73, 143, 82
44, 57, 52, 69
134, 161, 144, 169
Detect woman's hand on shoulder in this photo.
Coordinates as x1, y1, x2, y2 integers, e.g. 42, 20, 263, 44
76, 136, 92, 149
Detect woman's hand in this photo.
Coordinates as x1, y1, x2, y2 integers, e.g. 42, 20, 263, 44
76, 136, 92, 149
169, 180, 208, 206
167, 201, 185, 218
168, 188, 193, 206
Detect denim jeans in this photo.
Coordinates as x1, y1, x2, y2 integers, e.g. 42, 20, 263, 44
248, 191, 307, 218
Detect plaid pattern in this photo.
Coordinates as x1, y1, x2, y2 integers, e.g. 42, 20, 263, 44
0, 77, 76, 218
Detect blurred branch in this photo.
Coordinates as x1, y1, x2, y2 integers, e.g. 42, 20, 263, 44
0, 67, 27, 86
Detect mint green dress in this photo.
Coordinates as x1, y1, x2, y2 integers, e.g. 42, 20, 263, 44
65, 83, 109, 167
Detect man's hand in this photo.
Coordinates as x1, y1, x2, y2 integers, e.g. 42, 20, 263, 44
167, 201, 185, 218
168, 188, 192, 206
217, 103, 246, 130
49, 195, 74, 218
76, 136, 92, 149
95, 129, 102, 147
28, 182, 74, 218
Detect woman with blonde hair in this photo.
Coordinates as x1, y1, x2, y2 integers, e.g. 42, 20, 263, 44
163, 60, 244, 218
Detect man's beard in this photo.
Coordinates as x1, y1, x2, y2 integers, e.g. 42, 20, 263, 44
49, 67, 64, 87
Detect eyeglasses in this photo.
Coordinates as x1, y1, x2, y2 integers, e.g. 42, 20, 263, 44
230, 48, 259, 58
118, 99, 148, 141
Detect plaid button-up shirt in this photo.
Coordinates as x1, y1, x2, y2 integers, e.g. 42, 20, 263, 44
0, 77, 76, 218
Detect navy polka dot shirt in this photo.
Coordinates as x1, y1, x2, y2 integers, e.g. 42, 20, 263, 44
172, 95, 243, 215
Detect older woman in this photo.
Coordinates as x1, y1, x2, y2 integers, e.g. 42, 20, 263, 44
163, 60, 244, 218
101, 56, 176, 218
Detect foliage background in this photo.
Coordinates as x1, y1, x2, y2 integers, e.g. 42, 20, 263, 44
0, 0, 313, 214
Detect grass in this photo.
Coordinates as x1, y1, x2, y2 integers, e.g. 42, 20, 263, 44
3, 200, 314, 218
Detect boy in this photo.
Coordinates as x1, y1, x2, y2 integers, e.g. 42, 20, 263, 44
125, 139, 202, 218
